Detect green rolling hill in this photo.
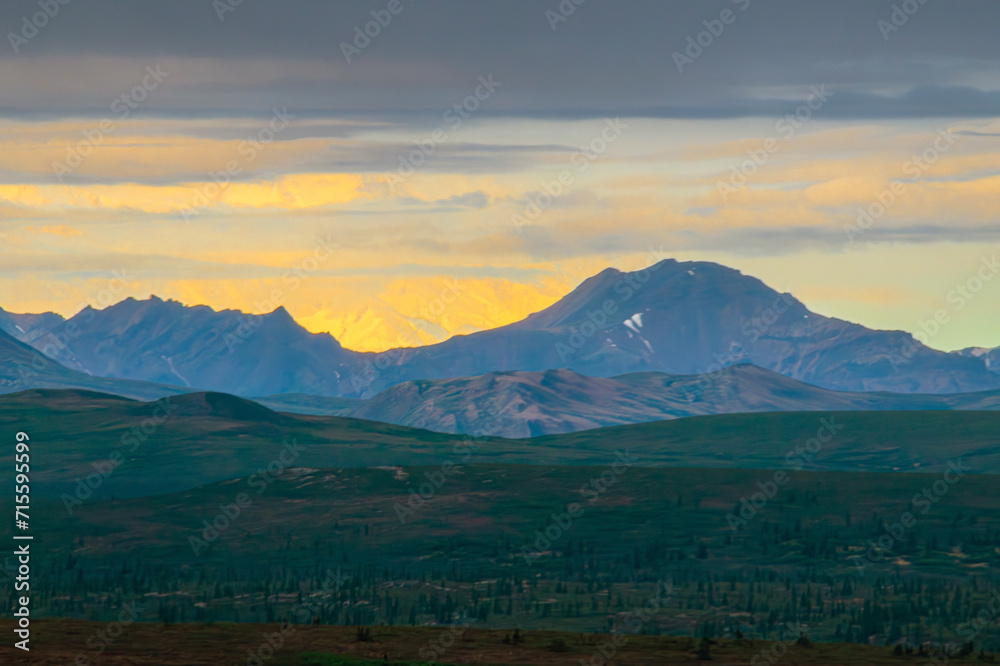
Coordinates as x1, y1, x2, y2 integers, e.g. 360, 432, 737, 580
3, 389, 1000, 500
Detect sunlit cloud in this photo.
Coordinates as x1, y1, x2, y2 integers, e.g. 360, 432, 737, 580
3, 104, 1000, 352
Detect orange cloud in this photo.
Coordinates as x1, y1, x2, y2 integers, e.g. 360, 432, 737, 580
0, 174, 369, 214
25, 225, 83, 237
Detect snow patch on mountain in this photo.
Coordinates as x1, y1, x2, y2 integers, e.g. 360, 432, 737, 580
623, 313, 643, 333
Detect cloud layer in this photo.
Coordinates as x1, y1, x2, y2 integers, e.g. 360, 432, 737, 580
1, 1, 999, 352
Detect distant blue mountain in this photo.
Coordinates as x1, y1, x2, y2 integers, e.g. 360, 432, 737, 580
4, 259, 998, 397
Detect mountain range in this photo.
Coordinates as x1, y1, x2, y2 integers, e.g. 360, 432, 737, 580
6, 326, 1000, 436
256, 364, 1000, 437
366, 260, 1000, 395
3, 259, 998, 432
956, 345, 1000, 372
0, 326, 188, 401
1, 298, 360, 396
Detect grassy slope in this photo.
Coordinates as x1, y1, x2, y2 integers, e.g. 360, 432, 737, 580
3, 389, 1000, 499
6, 463, 1000, 645
21, 463, 998, 574
1, 389, 997, 662
541, 409, 1000, 472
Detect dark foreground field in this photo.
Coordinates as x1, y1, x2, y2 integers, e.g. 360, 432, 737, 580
4, 464, 1000, 653
0, 620, 932, 665
4, 391, 1000, 662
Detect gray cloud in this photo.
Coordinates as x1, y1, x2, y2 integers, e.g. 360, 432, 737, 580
677, 223, 1000, 256
502, 221, 1000, 262
1, 1, 998, 120
18, 138, 577, 186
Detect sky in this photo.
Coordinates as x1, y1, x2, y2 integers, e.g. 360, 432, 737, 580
1, 0, 998, 352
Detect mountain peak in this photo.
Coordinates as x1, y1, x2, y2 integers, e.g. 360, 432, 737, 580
167, 391, 284, 421
266, 305, 293, 320
647, 257, 679, 270
954, 346, 1000, 372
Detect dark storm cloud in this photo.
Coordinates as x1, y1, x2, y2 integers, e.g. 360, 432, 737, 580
1, 0, 998, 119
